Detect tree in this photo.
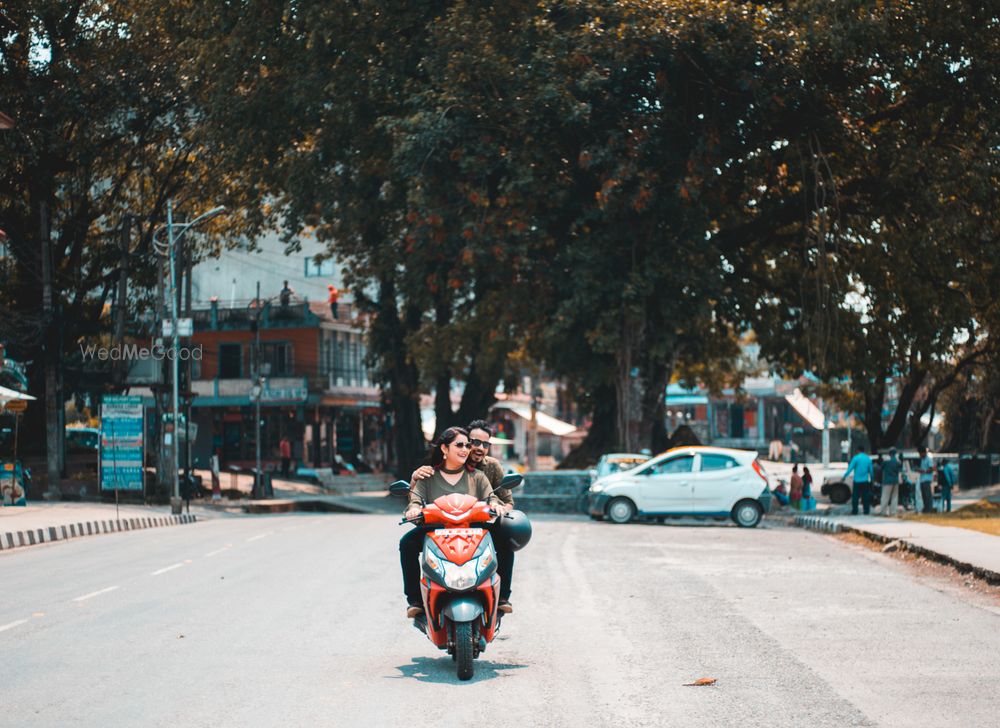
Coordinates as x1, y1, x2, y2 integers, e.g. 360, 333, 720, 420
718, 0, 1000, 449
0, 1, 272, 489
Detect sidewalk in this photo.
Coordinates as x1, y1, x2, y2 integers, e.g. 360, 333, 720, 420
793, 510, 1000, 584
0, 501, 205, 553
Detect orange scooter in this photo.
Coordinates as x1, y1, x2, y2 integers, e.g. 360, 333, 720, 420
390, 474, 523, 681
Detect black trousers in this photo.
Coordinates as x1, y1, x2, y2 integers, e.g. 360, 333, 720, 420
400, 523, 514, 605
920, 481, 935, 512
851, 482, 872, 515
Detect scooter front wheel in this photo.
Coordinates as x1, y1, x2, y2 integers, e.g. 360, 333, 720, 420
454, 620, 475, 681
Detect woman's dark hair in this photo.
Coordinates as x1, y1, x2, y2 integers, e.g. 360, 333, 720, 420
465, 419, 494, 437
426, 426, 471, 469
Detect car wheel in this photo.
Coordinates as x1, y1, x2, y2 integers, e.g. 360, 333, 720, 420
606, 497, 637, 524
827, 481, 851, 504
731, 499, 763, 528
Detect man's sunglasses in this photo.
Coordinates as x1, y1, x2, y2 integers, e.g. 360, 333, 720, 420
469, 438, 490, 448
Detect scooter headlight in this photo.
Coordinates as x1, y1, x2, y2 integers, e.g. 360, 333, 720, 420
422, 542, 446, 581
475, 541, 496, 576
442, 561, 478, 590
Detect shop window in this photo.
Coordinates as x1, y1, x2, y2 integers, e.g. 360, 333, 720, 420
219, 344, 242, 379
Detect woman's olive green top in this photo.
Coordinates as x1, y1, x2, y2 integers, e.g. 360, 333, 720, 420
408, 468, 501, 510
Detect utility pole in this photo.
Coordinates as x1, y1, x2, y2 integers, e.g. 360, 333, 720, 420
113, 216, 130, 386
40, 200, 61, 499
527, 377, 539, 472
184, 240, 194, 484
167, 200, 182, 512
821, 399, 830, 467
254, 280, 263, 499
153, 201, 225, 512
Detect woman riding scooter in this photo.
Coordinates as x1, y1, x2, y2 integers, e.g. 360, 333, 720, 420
399, 427, 502, 618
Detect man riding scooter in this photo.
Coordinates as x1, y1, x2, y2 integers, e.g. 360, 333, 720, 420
410, 419, 528, 613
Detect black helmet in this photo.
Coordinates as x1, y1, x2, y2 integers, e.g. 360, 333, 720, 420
497, 509, 532, 551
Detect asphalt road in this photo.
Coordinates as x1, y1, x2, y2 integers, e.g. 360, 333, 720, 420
1, 512, 998, 727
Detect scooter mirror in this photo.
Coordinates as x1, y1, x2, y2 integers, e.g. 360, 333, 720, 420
499, 473, 523, 490
388, 480, 412, 497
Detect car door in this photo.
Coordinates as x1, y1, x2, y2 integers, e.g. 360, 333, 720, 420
638, 454, 696, 513
691, 453, 743, 513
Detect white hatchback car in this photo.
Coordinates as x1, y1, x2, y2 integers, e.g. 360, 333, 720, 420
587, 446, 772, 527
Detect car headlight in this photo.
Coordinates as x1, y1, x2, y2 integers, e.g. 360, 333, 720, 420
590, 482, 606, 494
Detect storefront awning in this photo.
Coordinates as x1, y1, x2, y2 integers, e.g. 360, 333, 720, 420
0, 385, 35, 405
491, 402, 577, 436
784, 388, 831, 430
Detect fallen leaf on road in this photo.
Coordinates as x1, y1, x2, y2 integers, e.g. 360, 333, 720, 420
178, 635, 185, 639
684, 678, 717, 687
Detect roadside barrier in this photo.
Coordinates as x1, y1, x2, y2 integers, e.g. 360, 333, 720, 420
793, 514, 844, 533
0, 514, 197, 552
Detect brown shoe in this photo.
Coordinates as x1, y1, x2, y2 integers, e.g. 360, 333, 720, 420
406, 604, 424, 618
498, 600, 513, 614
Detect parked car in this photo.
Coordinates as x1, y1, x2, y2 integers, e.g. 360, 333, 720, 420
591, 452, 651, 481
588, 446, 772, 527
65, 427, 99, 453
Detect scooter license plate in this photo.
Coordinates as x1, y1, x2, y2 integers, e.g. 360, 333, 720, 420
440, 528, 484, 538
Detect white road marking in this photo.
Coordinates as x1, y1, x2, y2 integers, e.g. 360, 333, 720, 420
205, 546, 231, 557
151, 563, 185, 575
72, 586, 120, 602
246, 532, 273, 542
0, 619, 29, 633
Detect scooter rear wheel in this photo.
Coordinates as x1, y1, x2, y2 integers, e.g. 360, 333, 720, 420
455, 620, 475, 681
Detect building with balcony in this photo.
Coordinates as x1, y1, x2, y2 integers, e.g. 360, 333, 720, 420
179, 297, 384, 472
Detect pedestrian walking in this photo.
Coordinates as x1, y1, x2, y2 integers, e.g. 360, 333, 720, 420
210, 451, 221, 501
789, 464, 803, 510
280, 436, 292, 479
879, 447, 902, 516
938, 459, 956, 512
918, 446, 935, 513
801, 466, 814, 510
768, 438, 783, 462
844, 444, 874, 515
327, 284, 339, 319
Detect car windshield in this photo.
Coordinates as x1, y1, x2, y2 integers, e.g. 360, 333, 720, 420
597, 456, 649, 477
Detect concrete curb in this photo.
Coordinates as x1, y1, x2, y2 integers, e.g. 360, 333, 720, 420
0, 514, 198, 553
791, 514, 1000, 585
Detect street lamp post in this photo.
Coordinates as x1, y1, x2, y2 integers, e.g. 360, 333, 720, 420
154, 200, 225, 512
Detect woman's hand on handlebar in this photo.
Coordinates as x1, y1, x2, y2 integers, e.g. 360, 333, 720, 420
404, 506, 423, 521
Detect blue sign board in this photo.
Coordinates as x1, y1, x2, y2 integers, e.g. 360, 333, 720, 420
101, 395, 144, 491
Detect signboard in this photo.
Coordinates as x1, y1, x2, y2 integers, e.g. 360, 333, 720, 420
4, 399, 27, 413
260, 387, 309, 403
0, 462, 26, 506
101, 395, 144, 492
162, 318, 193, 337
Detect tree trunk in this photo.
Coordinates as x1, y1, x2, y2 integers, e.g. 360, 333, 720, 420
455, 356, 501, 427
639, 360, 671, 453
371, 274, 427, 478
433, 370, 457, 436
558, 384, 616, 469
